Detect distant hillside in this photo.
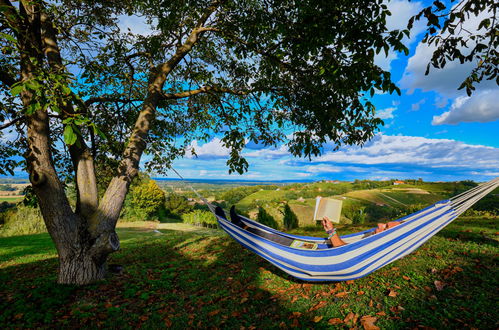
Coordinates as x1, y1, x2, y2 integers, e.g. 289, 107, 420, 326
227, 180, 496, 226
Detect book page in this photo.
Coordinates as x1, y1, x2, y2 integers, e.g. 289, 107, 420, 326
313, 197, 342, 223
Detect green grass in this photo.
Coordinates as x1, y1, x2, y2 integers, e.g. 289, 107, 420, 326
0, 196, 22, 202
1, 218, 498, 328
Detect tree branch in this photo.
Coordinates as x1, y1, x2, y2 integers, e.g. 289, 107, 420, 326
41, 9, 99, 219
0, 67, 18, 87
0, 0, 22, 34
161, 85, 250, 100
0, 115, 23, 130
89, 1, 224, 237
84, 96, 144, 107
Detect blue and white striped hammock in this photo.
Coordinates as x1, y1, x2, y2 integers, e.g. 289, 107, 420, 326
214, 178, 498, 281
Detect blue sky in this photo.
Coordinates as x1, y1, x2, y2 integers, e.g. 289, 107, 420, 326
156, 0, 499, 182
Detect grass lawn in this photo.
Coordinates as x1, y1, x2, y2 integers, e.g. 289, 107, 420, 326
0, 196, 23, 203
0, 217, 497, 328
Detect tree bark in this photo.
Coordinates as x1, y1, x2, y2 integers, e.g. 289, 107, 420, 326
8, 0, 218, 285
17, 1, 115, 285
40, 10, 99, 219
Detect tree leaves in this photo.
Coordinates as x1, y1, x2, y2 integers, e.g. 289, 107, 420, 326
412, 0, 498, 94
63, 125, 77, 146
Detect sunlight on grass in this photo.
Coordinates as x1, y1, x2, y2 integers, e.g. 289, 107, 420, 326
1, 217, 497, 328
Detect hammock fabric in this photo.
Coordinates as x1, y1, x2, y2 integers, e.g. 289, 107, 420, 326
214, 178, 498, 281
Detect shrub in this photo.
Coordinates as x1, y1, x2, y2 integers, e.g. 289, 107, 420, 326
0, 205, 46, 237
164, 193, 193, 219
182, 210, 217, 228
256, 207, 278, 229
122, 179, 165, 221
282, 203, 299, 230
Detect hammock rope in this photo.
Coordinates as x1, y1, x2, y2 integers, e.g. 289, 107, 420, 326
170, 169, 498, 281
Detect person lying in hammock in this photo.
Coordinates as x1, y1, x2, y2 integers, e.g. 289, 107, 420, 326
322, 217, 403, 247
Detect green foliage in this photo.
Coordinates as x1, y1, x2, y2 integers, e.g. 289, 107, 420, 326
1, 0, 416, 179
0, 205, 46, 237
122, 179, 165, 221
256, 207, 278, 229
181, 210, 217, 228
22, 186, 38, 208
164, 193, 193, 219
282, 203, 299, 230
411, 0, 498, 95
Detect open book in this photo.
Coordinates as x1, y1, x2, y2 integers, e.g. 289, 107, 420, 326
313, 197, 342, 223
290, 240, 318, 250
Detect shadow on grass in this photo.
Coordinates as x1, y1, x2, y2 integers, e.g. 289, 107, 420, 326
0, 222, 497, 329
0, 230, 296, 328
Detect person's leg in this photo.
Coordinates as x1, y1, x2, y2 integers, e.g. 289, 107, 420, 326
386, 221, 401, 229
374, 223, 387, 234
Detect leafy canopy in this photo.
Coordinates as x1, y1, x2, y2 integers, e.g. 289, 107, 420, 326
0, 0, 409, 177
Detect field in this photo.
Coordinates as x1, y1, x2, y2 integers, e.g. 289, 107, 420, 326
1, 217, 497, 328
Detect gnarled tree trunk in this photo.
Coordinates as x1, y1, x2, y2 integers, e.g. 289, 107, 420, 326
5, 0, 218, 285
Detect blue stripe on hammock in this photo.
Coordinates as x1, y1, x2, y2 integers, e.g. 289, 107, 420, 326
237, 200, 450, 242
218, 207, 453, 275
219, 211, 458, 281
219, 202, 450, 258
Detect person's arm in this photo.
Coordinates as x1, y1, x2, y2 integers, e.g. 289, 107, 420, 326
322, 217, 347, 247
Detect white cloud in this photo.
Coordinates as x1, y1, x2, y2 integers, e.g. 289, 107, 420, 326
244, 145, 289, 159
377, 107, 397, 119
374, 51, 399, 72
374, 0, 425, 71
187, 138, 230, 159
305, 165, 343, 173
400, 6, 496, 97
317, 134, 499, 169
117, 15, 155, 36
432, 90, 499, 125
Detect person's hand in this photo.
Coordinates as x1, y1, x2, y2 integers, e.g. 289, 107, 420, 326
322, 217, 334, 232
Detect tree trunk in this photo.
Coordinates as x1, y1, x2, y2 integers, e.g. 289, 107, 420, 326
55, 223, 120, 285
58, 249, 106, 285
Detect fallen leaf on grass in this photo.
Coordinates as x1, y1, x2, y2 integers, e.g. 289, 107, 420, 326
360, 315, 379, 330
208, 310, 220, 316
344, 312, 359, 325
290, 312, 302, 319
376, 311, 386, 316
240, 297, 248, 303
313, 316, 323, 323
164, 318, 172, 327
308, 301, 327, 312
344, 312, 355, 323
402, 275, 410, 281
346, 280, 355, 285
389, 305, 405, 313
328, 318, 343, 325
335, 291, 349, 298
357, 291, 365, 296
434, 280, 445, 291
291, 296, 299, 303
387, 290, 398, 297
